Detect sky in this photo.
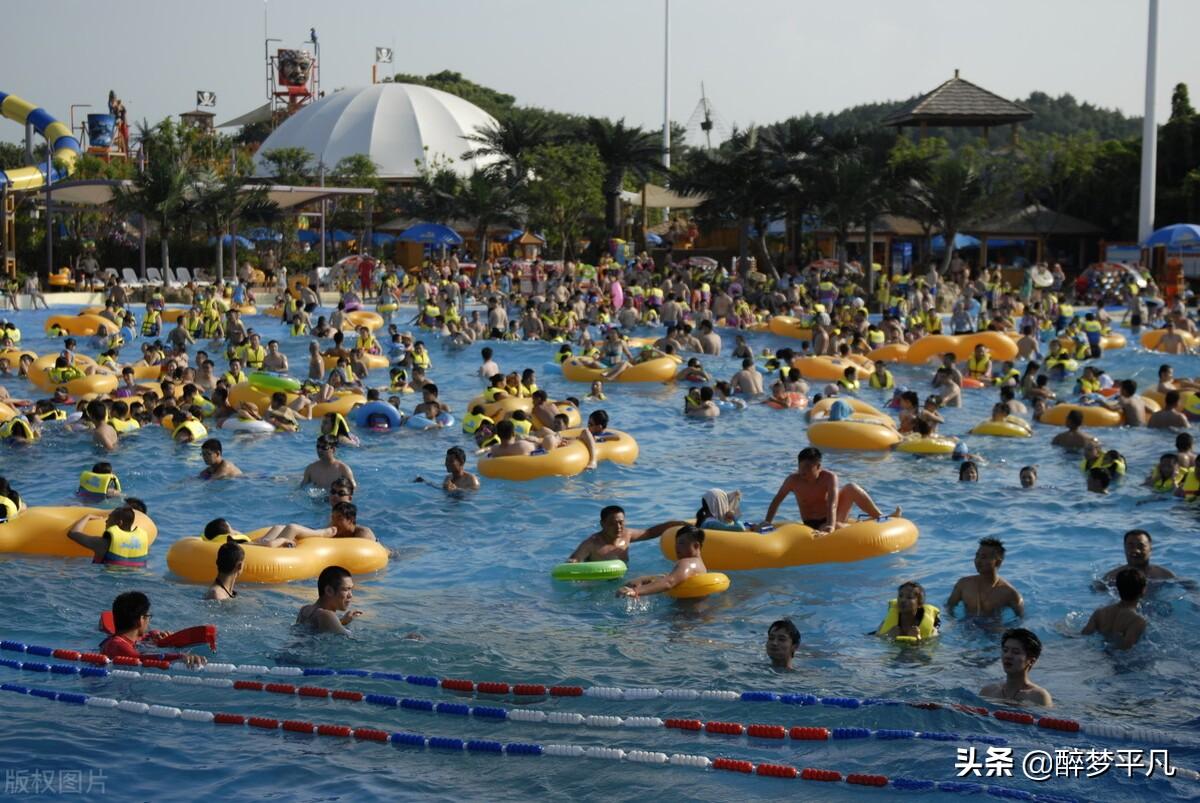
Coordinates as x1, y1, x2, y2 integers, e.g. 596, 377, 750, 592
1, 0, 1196, 147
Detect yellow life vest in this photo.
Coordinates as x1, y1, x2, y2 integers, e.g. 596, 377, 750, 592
838, 378, 860, 390
1179, 468, 1200, 501
98, 355, 118, 370
101, 526, 149, 566
37, 408, 66, 422
554, 351, 572, 365
203, 532, 251, 545
359, 334, 377, 353
520, 382, 538, 397
876, 600, 940, 641
483, 387, 506, 402
461, 412, 495, 435
240, 345, 266, 369
993, 368, 1021, 386
1078, 377, 1100, 394
79, 471, 121, 496
966, 355, 991, 377
867, 329, 885, 345
869, 370, 894, 390
222, 370, 247, 386
1060, 304, 1075, 319
0, 418, 36, 441
173, 419, 208, 442
327, 413, 351, 438
412, 350, 431, 369
4, 326, 20, 343
511, 418, 532, 437
188, 396, 216, 417
291, 320, 308, 337
49, 366, 84, 384
1083, 320, 1102, 334
1081, 456, 1126, 476
111, 417, 140, 434
1151, 466, 1182, 493
201, 316, 222, 338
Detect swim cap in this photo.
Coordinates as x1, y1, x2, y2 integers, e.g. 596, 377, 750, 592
953, 441, 968, 458
829, 400, 853, 421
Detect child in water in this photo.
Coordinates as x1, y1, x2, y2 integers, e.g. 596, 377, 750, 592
617, 525, 706, 598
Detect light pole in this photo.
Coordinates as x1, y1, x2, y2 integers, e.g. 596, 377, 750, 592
1137, 0, 1159, 246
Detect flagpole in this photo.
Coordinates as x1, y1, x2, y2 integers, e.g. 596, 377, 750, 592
1137, 0, 1159, 244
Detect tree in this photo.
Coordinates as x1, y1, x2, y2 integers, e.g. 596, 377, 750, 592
585, 118, 662, 236
807, 131, 878, 273
761, 118, 823, 263
194, 170, 271, 282
110, 119, 195, 279
524, 143, 604, 261
674, 128, 783, 277
1170, 83, 1195, 122
1016, 134, 1100, 246
395, 159, 463, 226
330, 154, 382, 250
258, 146, 315, 263
461, 111, 553, 188
456, 170, 521, 267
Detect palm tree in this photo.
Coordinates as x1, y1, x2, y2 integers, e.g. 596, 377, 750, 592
762, 118, 823, 264
673, 128, 783, 277
455, 170, 521, 267
807, 131, 877, 271
111, 120, 193, 280
395, 163, 462, 225
194, 170, 271, 283
258, 147, 315, 263
585, 118, 663, 237
906, 148, 1009, 274
461, 111, 552, 187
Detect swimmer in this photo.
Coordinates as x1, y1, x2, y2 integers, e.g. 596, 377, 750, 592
442, 446, 479, 491
763, 447, 899, 533
1050, 409, 1099, 452
766, 619, 801, 671
585, 380, 606, 401
566, 505, 684, 564
1144, 453, 1181, 494
1103, 379, 1147, 426
617, 524, 706, 598
199, 438, 242, 480
876, 580, 940, 641
301, 436, 357, 492
1147, 390, 1191, 430
684, 386, 720, 419
946, 537, 1024, 617
980, 628, 1052, 707
1101, 529, 1176, 584
204, 542, 244, 601
1082, 568, 1147, 650
295, 565, 361, 635
959, 460, 979, 482
1019, 466, 1037, 489
730, 357, 764, 396
1177, 432, 1196, 468
67, 507, 149, 567
100, 591, 207, 667
1086, 467, 1111, 494
486, 419, 537, 457
579, 409, 610, 469
412, 383, 451, 422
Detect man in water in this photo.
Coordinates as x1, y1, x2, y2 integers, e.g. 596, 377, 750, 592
766, 619, 801, 671
946, 538, 1024, 617
1101, 529, 1176, 584
204, 542, 244, 601
1103, 379, 1147, 426
762, 447, 900, 533
199, 438, 242, 480
1049, 409, 1099, 452
617, 525, 706, 598
301, 436, 356, 492
730, 358, 764, 396
565, 505, 683, 563
1082, 568, 1147, 650
100, 591, 207, 667
296, 565, 361, 635
261, 339, 289, 373
442, 446, 479, 491
979, 628, 1052, 707
1147, 390, 1191, 430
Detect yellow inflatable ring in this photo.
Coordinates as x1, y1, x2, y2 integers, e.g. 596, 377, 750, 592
896, 435, 958, 454
1139, 329, 1200, 352
320, 353, 389, 373
227, 382, 364, 418
234, 304, 257, 316
903, 332, 1018, 364
660, 519, 918, 570
44, 314, 118, 337
808, 420, 901, 450
166, 529, 389, 584
344, 310, 384, 331
0, 401, 17, 422
264, 305, 285, 318
477, 439, 589, 481
970, 420, 1032, 438
792, 356, 875, 383
560, 356, 677, 384
465, 395, 582, 428
1100, 333, 1126, 350
0, 348, 37, 367
32, 352, 98, 374
288, 275, 309, 300
159, 308, 191, 323
0, 506, 157, 557
560, 427, 639, 465
867, 343, 909, 363
666, 572, 730, 599
1038, 403, 1123, 428
123, 363, 163, 381
902, 334, 960, 364
807, 397, 896, 428
29, 369, 117, 397
768, 316, 812, 341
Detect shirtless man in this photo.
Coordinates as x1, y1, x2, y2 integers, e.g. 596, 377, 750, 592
932, 368, 962, 408
979, 628, 1052, 707
946, 537, 1024, 617
86, 400, 118, 452
1015, 325, 1040, 361
617, 525, 707, 598
1157, 364, 1200, 393
261, 340, 289, 373
763, 447, 900, 534
730, 358, 764, 396
1082, 568, 1147, 650
1101, 529, 1176, 584
295, 566, 361, 635
530, 390, 560, 431
199, 438, 242, 479
696, 320, 722, 355
565, 505, 682, 563
442, 446, 480, 491
1147, 390, 1191, 430
487, 419, 537, 457
1050, 409, 1099, 451
1104, 379, 1147, 426
1155, 320, 1191, 355
301, 436, 357, 492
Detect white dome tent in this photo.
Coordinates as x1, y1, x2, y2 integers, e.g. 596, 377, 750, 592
253, 83, 499, 180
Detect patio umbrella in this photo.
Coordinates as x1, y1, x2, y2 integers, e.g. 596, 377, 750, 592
1142, 224, 1200, 248
245, 227, 283, 242
371, 232, 397, 247
206, 234, 254, 250
297, 230, 320, 244
399, 222, 464, 246
500, 229, 524, 243
931, 233, 981, 251
645, 232, 663, 246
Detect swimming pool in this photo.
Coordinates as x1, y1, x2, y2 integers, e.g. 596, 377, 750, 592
1, 304, 1198, 801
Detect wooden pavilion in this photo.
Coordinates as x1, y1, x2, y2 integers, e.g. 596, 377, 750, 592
882, 70, 1033, 145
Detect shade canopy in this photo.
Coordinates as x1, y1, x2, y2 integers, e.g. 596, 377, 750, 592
931, 233, 981, 250
206, 234, 254, 250
41, 179, 374, 211
253, 83, 499, 181
1143, 224, 1200, 248
245, 227, 283, 242
618, 183, 705, 209
399, 222, 463, 246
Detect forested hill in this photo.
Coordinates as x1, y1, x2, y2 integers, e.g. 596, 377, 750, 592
796, 91, 1142, 144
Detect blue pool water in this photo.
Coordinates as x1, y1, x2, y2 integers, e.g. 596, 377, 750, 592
1, 304, 1199, 801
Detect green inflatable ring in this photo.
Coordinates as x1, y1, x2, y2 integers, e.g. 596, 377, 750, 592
550, 559, 627, 581
248, 372, 301, 394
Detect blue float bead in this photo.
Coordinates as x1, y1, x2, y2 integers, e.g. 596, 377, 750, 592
939, 782, 984, 794
973, 734, 1009, 746
365, 694, 398, 707
874, 729, 915, 739
428, 737, 464, 751
466, 740, 503, 753
471, 706, 508, 720
740, 691, 777, 702
780, 693, 817, 705
0, 641, 26, 652
336, 668, 370, 677
50, 664, 79, 675
406, 675, 439, 687
302, 668, 335, 676
917, 731, 958, 741
0, 659, 20, 669
0, 683, 29, 694
504, 743, 543, 756
390, 732, 426, 747
400, 698, 434, 712
370, 672, 408, 681
987, 787, 1035, 800
57, 693, 87, 705
80, 667, 109, 678
436, 702, 471, 716
25, 645, 53, 657
892, 778, 936, 790
22, 662, 49, 672
29, 688, 57, 699
831, 727, 870, 739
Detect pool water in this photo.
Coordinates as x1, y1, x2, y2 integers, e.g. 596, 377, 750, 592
1, 304, 1199, 801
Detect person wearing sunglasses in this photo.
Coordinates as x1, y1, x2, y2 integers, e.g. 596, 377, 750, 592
302, 436, 356, 493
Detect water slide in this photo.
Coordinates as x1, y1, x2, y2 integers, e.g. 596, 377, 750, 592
0, 91, 81, 190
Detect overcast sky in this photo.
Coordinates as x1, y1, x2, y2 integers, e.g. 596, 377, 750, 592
2, 0, 1195, 146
